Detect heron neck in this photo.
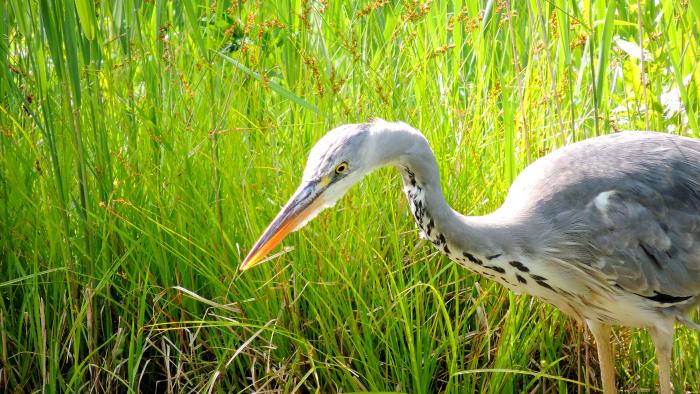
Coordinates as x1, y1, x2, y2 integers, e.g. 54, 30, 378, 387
378, 126, 521, 260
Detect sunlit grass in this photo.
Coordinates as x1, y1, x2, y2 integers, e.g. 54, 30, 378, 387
0, 0, 698, 392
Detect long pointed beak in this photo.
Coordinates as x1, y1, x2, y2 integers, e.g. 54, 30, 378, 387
239, 182, 322, 271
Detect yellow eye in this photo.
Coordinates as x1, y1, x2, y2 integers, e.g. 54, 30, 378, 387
335, 162, 349, 174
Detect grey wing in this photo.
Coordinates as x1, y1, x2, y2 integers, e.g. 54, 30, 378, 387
582, 179, 700, 302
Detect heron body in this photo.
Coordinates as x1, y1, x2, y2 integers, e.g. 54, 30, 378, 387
240, 120, 700, 393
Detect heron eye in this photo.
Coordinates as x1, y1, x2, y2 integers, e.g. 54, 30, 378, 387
335, 162, 349, 174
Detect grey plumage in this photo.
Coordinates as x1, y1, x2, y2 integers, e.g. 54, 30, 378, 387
480, 130, 700, 394
241, 120, 700, 394
505, 132, 700, 311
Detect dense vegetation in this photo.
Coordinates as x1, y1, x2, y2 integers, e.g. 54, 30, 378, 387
1, 0, 698, 392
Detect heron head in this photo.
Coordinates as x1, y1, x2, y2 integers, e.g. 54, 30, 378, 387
239, 123, 377, 271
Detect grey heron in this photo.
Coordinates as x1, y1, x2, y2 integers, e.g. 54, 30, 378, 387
240, 119, 700, 393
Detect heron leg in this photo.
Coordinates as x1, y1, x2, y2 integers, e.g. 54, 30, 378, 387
586, 319, 616, 394
649, 317, 675, 394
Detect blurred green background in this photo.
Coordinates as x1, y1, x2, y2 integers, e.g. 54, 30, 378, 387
0, 0, 698, 392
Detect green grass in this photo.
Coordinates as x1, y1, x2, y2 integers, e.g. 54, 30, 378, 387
1, 0, 699, 392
